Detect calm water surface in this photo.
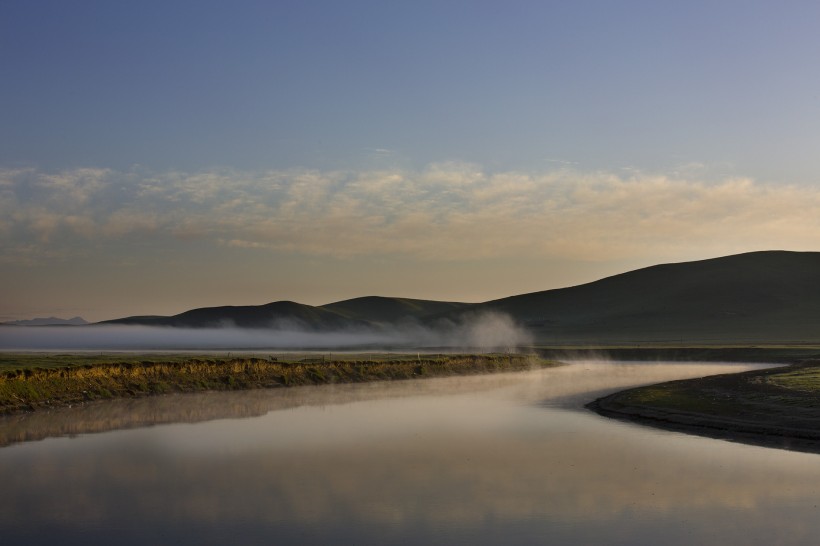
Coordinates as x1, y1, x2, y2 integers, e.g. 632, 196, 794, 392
2, 361, 819, 545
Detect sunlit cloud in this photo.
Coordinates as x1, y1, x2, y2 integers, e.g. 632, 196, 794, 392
102, 210, 159, 237
3, 164, 820, 266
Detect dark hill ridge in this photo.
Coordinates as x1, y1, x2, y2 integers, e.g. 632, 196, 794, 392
321, 296, 471, 324
2, 316, 88, 326
104, 297, 473, 330
473, 250, 820, 343
102, 301, 370, 330
101, 251, 820, 344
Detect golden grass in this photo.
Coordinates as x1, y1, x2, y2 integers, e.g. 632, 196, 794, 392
0, 353, 556, 415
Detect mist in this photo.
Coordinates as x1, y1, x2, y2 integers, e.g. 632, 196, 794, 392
0, 312, 532, 352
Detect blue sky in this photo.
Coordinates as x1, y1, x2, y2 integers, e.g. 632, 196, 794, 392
3, 1, 820, 321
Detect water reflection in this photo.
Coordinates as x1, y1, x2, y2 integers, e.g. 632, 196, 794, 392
0, 371, 543, 448
4, 362, 819, 545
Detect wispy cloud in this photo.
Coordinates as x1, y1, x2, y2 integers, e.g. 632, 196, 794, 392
3, 164, 820, 266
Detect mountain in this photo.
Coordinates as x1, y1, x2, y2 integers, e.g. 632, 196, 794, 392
101, 301, 369, 330
3, 316, 88, 326
100, 251, 820, 344
104, 297, 473, 330
467, 250, 820, 343
321, 296, 471, 325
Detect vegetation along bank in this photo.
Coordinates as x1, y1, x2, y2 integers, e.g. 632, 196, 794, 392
0, 353, 554, 415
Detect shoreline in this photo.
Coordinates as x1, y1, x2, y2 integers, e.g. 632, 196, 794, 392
9, 348, 820, 454
587, 360, 820, 454
0, 353, 553, 416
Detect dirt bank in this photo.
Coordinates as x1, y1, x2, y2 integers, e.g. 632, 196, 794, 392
588, 360, 820, 453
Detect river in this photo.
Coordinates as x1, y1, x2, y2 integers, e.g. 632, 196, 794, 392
2, 361, 819, 545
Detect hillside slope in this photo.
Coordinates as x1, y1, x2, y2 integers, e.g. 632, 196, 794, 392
473, 250, 820, 343
102, 301, 370, 330
321, 296, 472, 325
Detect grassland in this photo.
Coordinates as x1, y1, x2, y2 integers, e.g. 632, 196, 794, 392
0, 352, 553, 415
589, 359, 820, 453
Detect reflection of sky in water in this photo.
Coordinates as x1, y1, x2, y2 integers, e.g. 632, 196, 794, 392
3, 362, 820, 545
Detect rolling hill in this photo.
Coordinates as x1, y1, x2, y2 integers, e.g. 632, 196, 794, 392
101, 301, 368, 330
102, 251, 820, 344
471, 250, 820, 343
321, 296, 471, 325
104, 296, 473, 330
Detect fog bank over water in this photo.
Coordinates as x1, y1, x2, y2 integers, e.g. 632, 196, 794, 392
0, 312, 531, 351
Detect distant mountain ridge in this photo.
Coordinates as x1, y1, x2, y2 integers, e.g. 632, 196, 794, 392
3, 316, 88, 326
100, 297, 468, 331
101, 301, 363, 330
100, 251, 820, 344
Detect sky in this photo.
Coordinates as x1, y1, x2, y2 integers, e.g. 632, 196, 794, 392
3, 1, 820, 322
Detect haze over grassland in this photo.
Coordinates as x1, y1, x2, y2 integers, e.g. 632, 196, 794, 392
0, 311, 532, 351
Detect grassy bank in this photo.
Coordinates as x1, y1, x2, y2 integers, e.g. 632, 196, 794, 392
0, 353, 553, 415
588, 359, 820, 453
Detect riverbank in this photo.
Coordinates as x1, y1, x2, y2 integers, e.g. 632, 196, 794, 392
536, 345, 820, 363
0, 353, 553, 415
588, 359, 820, 453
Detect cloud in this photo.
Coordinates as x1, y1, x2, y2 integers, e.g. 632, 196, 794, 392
38, 168, 110, 204
102, 210, 159, 237
3, 164, 820, 266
